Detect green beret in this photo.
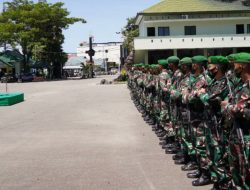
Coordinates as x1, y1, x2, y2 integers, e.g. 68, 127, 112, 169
208, 56, 229, 65
180, 57, 192, 66
143, 64, 150, 68
150, 64, 159, 69
227, 54, 236, 61
192, 55, 208, 64
135, 63, 143, 67
234, 52, 250, 63
158, 59, 168, 66
167, 56, 180, 64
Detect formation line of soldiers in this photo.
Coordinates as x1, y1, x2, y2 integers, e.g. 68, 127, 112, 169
127, 53, 250, 190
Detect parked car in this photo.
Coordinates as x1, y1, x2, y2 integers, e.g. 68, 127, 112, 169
110, 68, 118, 75
1, 74, 18, 83
20, 73, 34, 82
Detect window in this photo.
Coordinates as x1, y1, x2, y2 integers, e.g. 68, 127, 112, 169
184, 26, 196, 35
236, 24, 244, 34
147, 27, 155, 36
158, 27, 170, 36
247, 24, 250, 33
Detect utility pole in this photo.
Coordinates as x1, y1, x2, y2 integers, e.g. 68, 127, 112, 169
85, 36, 95, 78
120, 44, 124, 72
105, 50, 108, 74
89, 36, 94, 63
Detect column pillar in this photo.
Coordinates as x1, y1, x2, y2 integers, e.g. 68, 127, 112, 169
145, 51, 149, 64
173, 49, 177, 56
233, 48, 237, 53
204, 49, 208, 57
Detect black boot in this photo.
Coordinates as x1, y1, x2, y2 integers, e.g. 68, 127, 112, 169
174, 157, 186, 165
159, 140, 167, 146
181, 161, 198, 171
187, 170, 201, 178
165, 147, 179, 154
159, 135, 167, 141
192, 172, 211, 186
157, 131, 167, 138
162, 143, 176, 149
172, 152, 184, 160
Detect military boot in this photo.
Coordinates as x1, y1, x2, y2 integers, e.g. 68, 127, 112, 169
157, 130, 167, 138
174, 157, 186, 165
172, 152, 184, 160
181, 161, 198, 171
159, 140, 168, 146
192, 170, 211, 186
187, 169, 201, 178
165, 146, 179, 154
159, 135, 167, 141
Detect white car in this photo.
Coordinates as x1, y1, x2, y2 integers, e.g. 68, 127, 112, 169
110, 68, 118, 75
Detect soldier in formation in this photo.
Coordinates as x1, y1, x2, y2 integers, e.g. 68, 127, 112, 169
127, 52, 250, 190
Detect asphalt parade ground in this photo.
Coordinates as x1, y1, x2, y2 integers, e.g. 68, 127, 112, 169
0, 75, 211, 190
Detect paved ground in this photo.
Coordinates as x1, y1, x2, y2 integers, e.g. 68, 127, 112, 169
0, 76, 211, 190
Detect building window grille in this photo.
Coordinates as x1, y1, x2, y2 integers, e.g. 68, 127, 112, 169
158, 27, 170, 36
184, 26, 196, 35
147, 27, 155, 37
236, 24, 245, 34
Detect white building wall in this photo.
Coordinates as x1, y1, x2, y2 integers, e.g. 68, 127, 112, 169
134, 34, 250, 50
140, 18, 250, 37
77, 43, 121, 65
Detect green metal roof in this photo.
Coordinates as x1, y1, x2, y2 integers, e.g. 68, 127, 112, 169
0, 50, 24, 67
0, 56, 14, 67
141, 0, 250, 14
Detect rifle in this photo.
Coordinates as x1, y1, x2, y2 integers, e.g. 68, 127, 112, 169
203, 101, 221, 143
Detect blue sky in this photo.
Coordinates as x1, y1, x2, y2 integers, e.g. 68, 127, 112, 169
1, 0, 160, 52
50, 0, 159, 53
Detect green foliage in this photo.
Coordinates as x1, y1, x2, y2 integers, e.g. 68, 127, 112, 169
122, 17, 139, 52
0, 0, 86, 77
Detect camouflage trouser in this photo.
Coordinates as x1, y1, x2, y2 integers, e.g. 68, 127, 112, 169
160, 96, 175, 137
229, 135, 250, 189
178, 107, 189, 153
159, 100, 169, 125
188, 113, 206, 166
205, 127, 231, 187
153, 96, 161, 124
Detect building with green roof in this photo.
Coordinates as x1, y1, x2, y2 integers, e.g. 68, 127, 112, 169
0, 50, 23, 75
134, 0, 250, 64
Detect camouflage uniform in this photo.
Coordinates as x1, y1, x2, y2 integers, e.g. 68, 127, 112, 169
223, 53, 250, 190
158, 65, 172, 128
182, 56, 211, 186
200, 56, 231, 189
170, 57, 193, 162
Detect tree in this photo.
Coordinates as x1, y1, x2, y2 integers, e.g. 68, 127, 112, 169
122, 17, 139, 52
0, 0, 86, 77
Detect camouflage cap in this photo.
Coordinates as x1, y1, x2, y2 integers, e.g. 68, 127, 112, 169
192, 55, 208, 64
179, 57, 192, 66
234, 52, 250, 64
167, 56, 180, 64
208, 56, 229, 65
158, 59, 168, 66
